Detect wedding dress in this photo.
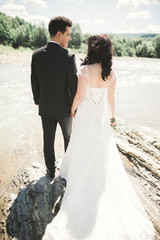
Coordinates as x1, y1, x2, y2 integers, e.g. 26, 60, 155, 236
42, 65, 155, 240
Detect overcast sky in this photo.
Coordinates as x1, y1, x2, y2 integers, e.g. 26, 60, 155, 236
0, 0, 160, 34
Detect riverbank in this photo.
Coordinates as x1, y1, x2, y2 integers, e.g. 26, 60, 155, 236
0, 45, 33, 64
0, 45, 84, 64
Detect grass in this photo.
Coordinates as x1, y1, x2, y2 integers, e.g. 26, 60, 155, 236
0, 44, 87, 58
0, 45, 33, 55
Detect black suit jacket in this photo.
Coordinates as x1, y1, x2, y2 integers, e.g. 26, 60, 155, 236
31, 42, 78, 118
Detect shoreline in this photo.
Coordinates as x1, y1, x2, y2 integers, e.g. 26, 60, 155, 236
0, 52, 33, 64
1, 47, 160, 65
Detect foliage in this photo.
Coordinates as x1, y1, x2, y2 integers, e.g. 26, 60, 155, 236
0, 12, 48, 49
153, 35, 160, 58
0, 11, 159, 58
68, 24, 83, 48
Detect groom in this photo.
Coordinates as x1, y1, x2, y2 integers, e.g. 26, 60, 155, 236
31, 16, 78, 178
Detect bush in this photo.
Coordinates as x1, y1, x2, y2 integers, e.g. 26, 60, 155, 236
153, 35, 160, 58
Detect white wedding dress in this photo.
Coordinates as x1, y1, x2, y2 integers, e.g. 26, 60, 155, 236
42, 65, 155, 240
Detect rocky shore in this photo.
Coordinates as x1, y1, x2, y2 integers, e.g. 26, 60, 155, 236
0, 123, 159, 240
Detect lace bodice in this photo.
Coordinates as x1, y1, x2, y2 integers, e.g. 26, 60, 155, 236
85, 84, 107, 105
78, 65, 115, 105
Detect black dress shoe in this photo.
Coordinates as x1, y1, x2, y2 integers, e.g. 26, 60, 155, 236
46, 169, 55, 179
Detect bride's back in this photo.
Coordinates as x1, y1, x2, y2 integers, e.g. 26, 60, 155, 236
81, 63, 114, 89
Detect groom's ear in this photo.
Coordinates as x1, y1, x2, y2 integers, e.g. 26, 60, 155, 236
56, 31, 62, 38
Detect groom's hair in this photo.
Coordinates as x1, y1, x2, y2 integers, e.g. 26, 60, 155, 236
48, 16, 72, 36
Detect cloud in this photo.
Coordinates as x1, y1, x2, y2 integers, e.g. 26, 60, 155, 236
0, 2, 49, 25
79, 19, 90, 23
126, 10, 152, 19
0, 3, 27, 18
152, 0, 160, 4
113, 24, 160, 33
116, 0, 156, 10
20, 0, 47, 8
65, 0, 76, 2
142, 24, 160, 33
25, 15, 49, 25
93, 18, 105, 24
65, 0, 85, 2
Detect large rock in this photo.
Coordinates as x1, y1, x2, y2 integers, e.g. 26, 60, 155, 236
5, 162, 66, 240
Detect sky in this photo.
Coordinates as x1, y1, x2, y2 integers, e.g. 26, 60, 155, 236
0, 0, 160, 34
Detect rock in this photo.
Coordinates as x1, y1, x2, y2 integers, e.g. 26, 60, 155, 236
114, 123, 160, 236
114, 124, 160, 179
4, 163, 66, 240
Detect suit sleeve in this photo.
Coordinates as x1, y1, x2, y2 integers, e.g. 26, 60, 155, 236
67, 54, 78, 104
31, 54, 40, 105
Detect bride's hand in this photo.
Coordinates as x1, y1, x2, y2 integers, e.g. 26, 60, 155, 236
110, 117, 117, 127
110, 121, 117, 127
71, 110, 76, 118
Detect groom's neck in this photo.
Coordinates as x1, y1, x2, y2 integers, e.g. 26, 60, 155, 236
50, 37, 62, 47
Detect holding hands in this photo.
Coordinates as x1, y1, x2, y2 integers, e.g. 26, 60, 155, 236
71, 109, 76, 118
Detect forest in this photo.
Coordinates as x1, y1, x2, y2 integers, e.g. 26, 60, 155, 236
0, 11, 160, 58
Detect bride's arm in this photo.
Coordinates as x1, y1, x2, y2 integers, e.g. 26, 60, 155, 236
107, 74, 117, 120
71, 76, 86, 117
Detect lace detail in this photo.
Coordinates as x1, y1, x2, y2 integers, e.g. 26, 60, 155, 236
88, 86, 107, 105
77, 65, 88, 78
82, 65, 107, 105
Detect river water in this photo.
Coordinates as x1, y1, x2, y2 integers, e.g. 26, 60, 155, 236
0, 56, 160, 196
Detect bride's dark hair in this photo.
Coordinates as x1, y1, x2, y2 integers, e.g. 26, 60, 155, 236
81, 34, 113, 81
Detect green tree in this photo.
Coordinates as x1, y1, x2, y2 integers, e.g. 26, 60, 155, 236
136, 42, 147, 57
12, 26, 25, 48
0, 18, 12, 44
153, 35, 160, 58
126, 46, 136, 57
32, 24, 49, 48
134, 38, 142, 48
82, 33, 90, 44
68, 24, 83, 48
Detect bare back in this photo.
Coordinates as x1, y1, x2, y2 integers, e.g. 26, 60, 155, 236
79, 63, 115, 89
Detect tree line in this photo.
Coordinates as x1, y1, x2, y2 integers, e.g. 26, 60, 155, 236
0, 12, 48, 49
0, 11, 160, 58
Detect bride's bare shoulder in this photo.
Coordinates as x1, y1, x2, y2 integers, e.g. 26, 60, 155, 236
106, 69, 116, 82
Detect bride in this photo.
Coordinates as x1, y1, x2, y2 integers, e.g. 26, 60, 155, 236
42, 34, 155, 240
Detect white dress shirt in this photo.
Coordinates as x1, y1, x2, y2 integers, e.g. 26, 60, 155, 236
49, 40, 61, 47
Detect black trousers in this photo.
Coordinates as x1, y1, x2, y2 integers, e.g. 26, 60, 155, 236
41, 116, 72, 173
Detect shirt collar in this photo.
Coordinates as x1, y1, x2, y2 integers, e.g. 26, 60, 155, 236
49, 41, 61, 47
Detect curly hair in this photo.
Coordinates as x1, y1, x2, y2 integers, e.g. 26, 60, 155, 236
81, 34, 113, 81
48, 16, 72, 36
